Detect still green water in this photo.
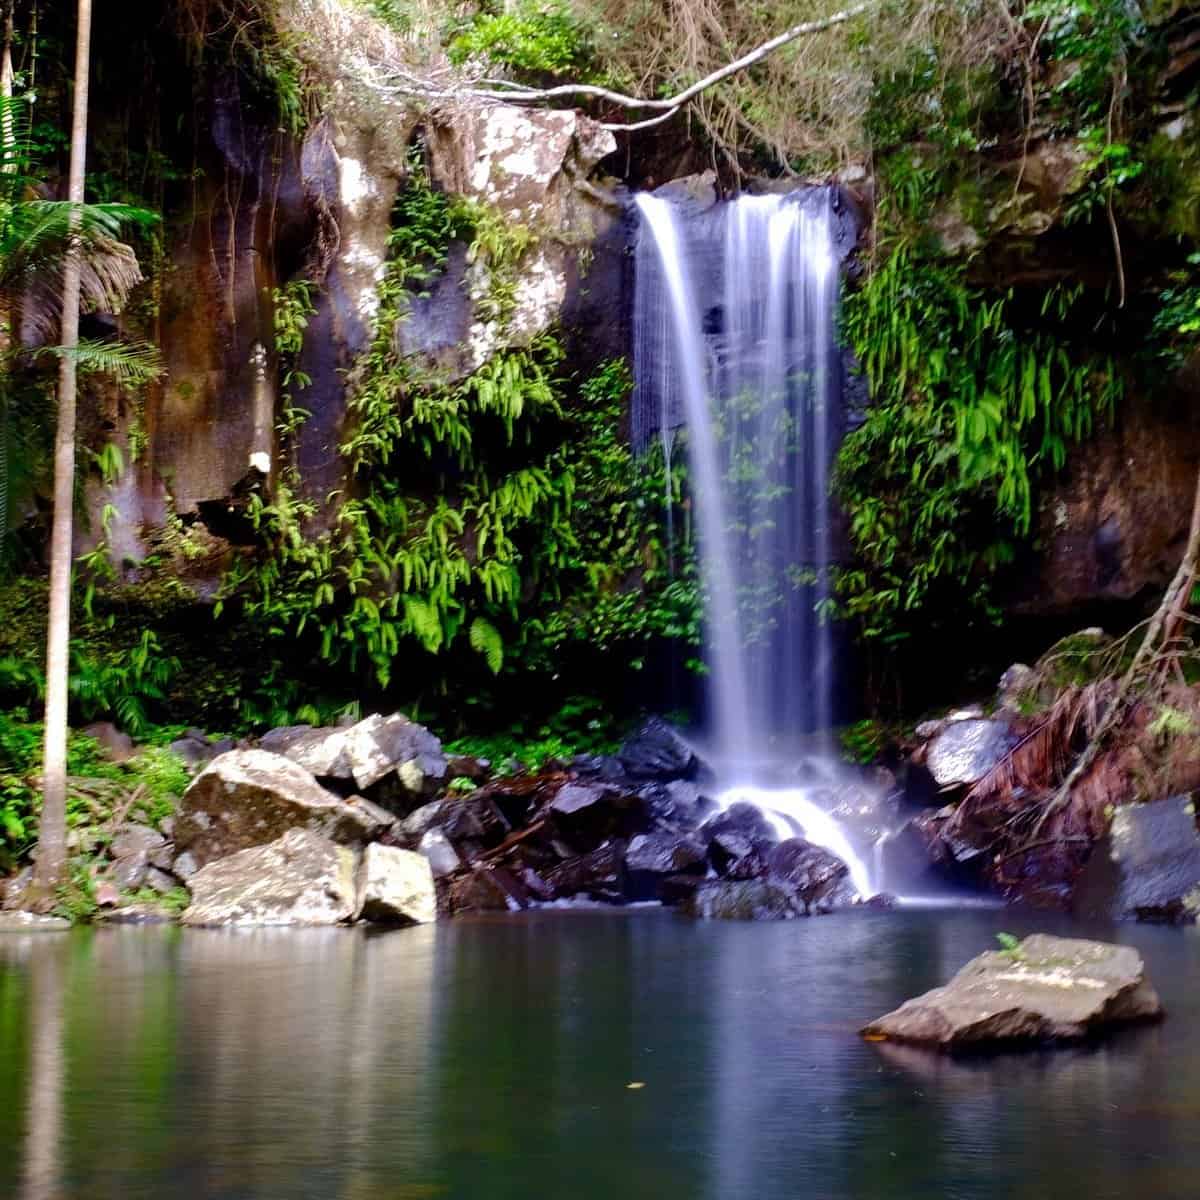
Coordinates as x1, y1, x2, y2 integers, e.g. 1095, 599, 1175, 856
0, 909, 1196, 1199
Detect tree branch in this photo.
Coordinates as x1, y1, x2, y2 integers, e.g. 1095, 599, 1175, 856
374, 2, 875, 122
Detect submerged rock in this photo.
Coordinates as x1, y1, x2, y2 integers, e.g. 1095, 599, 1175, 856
1074, 796, 1200, 923
356, 844, 436, 925
174, 749, 392, 869
925, 718, 1016, 788
862, 934, 1163, 1049
684, 879, 806, 920
182, 829, 359, 927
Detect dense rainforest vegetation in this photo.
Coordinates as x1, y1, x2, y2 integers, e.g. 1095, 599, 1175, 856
1, 0, 1200, 895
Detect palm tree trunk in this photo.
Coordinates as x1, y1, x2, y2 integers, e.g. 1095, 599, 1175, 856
31, 0, 92, 904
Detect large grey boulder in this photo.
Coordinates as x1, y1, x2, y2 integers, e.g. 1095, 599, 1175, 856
1074, 797, 1200, 922
260, 713, 448, 806
356, 844, 436, 925
862, 934, 1163, 1048
925, 718, 1016, 788
181, 830, 359, 927
174, 749, 393, 870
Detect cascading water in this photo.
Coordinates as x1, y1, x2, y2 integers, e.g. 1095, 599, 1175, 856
634, 188, 878, 898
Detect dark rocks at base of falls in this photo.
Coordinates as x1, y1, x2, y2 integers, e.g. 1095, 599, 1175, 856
862, 935, 1163, 1050
55, 711, 871, 926
421, 722, 864, 919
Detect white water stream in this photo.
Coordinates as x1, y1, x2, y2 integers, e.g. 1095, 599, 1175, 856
635, 189, 882, 898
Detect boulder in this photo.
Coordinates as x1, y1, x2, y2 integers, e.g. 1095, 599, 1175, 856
545, 841, 625, 902
1074, 797, 1200, 923
81, 722, 137, 763
143, 867, 178, 895
110, 857, 148, 891
418, 829, 462, 878
925, 718, 1016, 788
550, 780, 623, 816
996, 663, 1037, 711
617, 718, 702, 782
174, 749, 392, 869
110, 825, 167, 860
356, 843, 436, 925
684, 879, 806, 920
701, 804, 778, 874
862, 934, 1163, 1048
261, 713, 448, 805
171, 851, 200, 882
637, 779, 715, 831
399, 796, 504, 844
766, 838, 850, 912
625, 831, 707, 901
181, 830, 359, 927
626, 831, 707, 875
169, 730, 234, 772
444, 867, 516, 913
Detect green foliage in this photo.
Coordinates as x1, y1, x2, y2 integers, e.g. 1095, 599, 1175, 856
1152, 252, 1200, 367
52, 862, 100, 924
444, 694, 622, 773
838, 719, 890, 765
1025, 0, 1142, 122
1148, 705, 1197, 740
836, 240, 1121, 644
995, 931, 1024, 959
0, 713, 189, 867
223, 156, 697, 700
448, 1, 599, 79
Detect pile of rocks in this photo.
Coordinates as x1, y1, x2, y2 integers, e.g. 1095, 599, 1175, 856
8, 712, 870, 927
396, 718, 855, 919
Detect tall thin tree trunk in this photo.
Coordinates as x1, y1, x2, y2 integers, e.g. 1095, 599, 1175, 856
31, 0, 92, 904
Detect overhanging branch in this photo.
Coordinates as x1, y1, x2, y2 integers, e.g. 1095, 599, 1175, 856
372, 2, 875, 131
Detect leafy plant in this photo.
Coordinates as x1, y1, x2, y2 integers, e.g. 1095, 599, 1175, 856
836, 241, 1121, 647
995, 931, 1024, 960
448, 1, 599, 79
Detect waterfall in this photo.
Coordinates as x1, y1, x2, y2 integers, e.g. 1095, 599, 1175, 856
635, 188, 878, 898
635, 190, 839, 767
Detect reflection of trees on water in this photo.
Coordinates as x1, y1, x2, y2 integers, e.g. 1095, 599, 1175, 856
21, 938, 63, 1200
0, 926, 440, 1198
0, 915, 1197, 1198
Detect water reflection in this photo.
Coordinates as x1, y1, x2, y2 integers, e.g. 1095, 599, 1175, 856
0, 912, 1198, 1198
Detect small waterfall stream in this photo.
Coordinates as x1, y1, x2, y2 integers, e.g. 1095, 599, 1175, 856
635, 188, 879, 897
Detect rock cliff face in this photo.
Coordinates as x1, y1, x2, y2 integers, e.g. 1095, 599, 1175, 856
78, 10, 621, 582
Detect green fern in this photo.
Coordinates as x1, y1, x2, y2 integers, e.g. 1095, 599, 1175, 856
469, 616, 504, 675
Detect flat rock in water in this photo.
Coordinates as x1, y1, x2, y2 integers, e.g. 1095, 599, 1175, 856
925, 718, 1016, 788
181, 829, 358, 927
174, 749, 391, 870
357, 843, 436, 925
862, 934, 1163, 1049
